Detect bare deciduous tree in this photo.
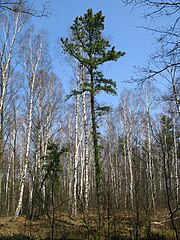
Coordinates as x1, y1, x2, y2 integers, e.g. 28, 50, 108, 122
13, 29, 48, 220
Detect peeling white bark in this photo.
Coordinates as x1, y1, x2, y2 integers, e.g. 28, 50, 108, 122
13, 32, 43, 220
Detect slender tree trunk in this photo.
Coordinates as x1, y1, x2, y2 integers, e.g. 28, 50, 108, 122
28, 173, 34, 219
122, 107, 134, 210
172, 77, 180, 117
12, 105, 17, 214
72, 118, 78, 217
162, 131, 179, 240
0, 13, 22, 211
0, 102, 3, 212
146, 111, 155, 210
72, 73, 80, 218
90, 70, 101, 230
123, 136, 128, 209
5, 153, 11, 214
81, 65, 89, 214
41, 112, 51, 209
67, 119, 73, 212
13, 78, 35, 220
41, 131, 48, 211
172, 109, 179, 204
127, 134, 134, 210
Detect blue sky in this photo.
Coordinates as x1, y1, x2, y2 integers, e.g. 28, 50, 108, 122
31, 0, 157, 106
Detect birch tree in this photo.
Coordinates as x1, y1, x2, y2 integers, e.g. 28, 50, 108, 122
0, 9, 27, 213
2, 70, 22, 215
118, 90, 140, 209
81, 65, 89, 215
13, 29, 47, 220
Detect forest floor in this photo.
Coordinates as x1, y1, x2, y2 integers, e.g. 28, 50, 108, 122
0, 210, 179, 239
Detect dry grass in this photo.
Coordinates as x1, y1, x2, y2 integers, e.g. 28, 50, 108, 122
0, 210, 178, 239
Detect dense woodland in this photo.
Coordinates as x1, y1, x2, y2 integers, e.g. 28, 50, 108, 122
0, 1, 179, 240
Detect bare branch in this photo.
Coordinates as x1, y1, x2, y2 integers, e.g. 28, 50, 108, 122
0, 0, 49, 17
123, 0, 180, 17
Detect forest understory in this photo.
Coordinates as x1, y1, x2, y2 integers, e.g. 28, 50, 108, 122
0, 209, 179, 240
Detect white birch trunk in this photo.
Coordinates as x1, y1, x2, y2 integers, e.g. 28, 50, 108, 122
72, 92, 80, 217
13, 79, 35, 220
123, 136, 128, 209
127, 134, 134, 209
146, 109, 155, 209
122, 108, 134, 209
172, 109, 179, 204
72, 65, 83, 217
81, 66, 89, 213
0, 13, 22, 205
13, 35, 42, 220
67, 119, 73, 210
12, 105, 17, 214
5, 153, 11, 213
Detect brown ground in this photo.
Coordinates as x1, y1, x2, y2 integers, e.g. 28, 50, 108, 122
0, 210, 179, 239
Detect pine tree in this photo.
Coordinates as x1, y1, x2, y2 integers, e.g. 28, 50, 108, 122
61, 8, 125, 229
43, 140, 64, 240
